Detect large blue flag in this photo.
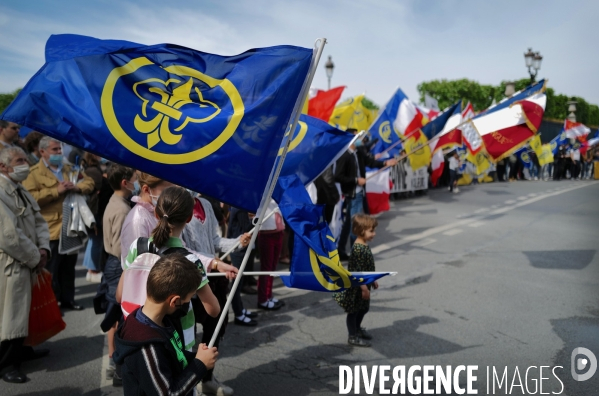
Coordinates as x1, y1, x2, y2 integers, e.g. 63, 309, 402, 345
280, 114, 353, 185
1, 34, 313, 212
274, 175, 389, 292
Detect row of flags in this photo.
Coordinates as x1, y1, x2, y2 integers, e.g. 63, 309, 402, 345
4, 34, 595, 292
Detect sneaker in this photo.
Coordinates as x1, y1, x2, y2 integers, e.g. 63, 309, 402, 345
112, 371, 123, 387
348, 335, 371, 347
86, 271, 92, 282
447, 186, 451, 191
106, 357, 116, 380
198, 375, 234, 396
358, 327, 373, 340
90, 272, 103, 284
534, 177, 538, 181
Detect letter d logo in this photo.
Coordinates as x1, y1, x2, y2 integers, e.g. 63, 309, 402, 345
571, 347, 597, 381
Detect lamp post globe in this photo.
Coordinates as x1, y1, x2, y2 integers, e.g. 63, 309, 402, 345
524, 48, 542, 84
325, 55, 334, 90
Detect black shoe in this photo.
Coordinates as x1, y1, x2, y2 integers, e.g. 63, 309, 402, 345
348, 335, 371, 347
358, 327, 373, 340
257, 300, 283, 311
242, 309, 258, 318
22, 347, 50, 362
339, 252, 349, 261
61, 302, 84, 311
241, 285, 257, 295
234, 316, 258, 326
3, 369, 28, 383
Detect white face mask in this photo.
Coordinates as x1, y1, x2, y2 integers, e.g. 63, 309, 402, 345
9, 164, 30, 182
149, 188, 159, 207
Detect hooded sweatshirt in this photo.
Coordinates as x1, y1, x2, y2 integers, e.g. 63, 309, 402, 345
113, 308, 207, 396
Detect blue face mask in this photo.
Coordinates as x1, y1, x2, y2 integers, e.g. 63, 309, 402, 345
100, 158, 109, 164
133, 181, 140, 192
49, 154, 63, 166
354, 139, 363, 147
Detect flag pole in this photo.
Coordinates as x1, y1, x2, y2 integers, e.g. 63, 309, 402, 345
208, 38, 328, 348
207, 271, 397, 277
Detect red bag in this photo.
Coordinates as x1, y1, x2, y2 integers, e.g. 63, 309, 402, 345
24, 270, 66, 346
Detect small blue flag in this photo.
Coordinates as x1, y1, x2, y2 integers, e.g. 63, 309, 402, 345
550, 127, 569, 155
421, 101, 462, 140
1, 34, 313, 212
515, 147, 532, 169
274, 175, 389, 292
280, 114, 353, 185
368, 88, 411, 156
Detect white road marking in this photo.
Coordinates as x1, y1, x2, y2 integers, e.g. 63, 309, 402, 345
474, 208, 486, 214
490, 205, 499, 209
411, 238, 436, 247
517, 196, 527, 200
371, 181, 599, 256
469, 222, 485, 228
505, 200, 516, 204
443, 229, 463, 236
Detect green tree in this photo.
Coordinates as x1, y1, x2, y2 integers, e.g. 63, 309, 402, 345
0, 89, 21, 113
361, 97, 379, 110
418, 79, 599, 127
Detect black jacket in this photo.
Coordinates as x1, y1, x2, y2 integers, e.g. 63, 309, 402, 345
334, 148, 386, 198
314, 166, 340, 206
113, 309, 207, 396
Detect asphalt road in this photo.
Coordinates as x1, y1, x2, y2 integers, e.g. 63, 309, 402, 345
4, 179, 599, 396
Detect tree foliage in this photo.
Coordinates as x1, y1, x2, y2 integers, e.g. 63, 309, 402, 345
361, 97, 379, 110
0, 89, 21, 114
418, 79, 599, 127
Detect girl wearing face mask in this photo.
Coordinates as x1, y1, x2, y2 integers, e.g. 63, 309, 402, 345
118, 186, 222, 353
119, 172, 174, 265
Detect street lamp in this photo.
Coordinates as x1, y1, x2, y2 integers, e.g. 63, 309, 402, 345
325, 55, 334, 90
524, 48, 542, 84
567, 100, 577, 122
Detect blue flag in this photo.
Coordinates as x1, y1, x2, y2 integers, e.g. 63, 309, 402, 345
1, 34, 313, 212
274, 175, 389, 292
368, 88, 410, 156
515, 147, 532, 169
550, 127, 568, 155
421, 101, 462, 140
280, 114, 353, 185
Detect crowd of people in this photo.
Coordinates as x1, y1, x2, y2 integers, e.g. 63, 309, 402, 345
0, 120, 392, 395
2, 117, 595, 393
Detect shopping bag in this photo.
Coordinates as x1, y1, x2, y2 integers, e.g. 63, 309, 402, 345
24, 269, 67, 346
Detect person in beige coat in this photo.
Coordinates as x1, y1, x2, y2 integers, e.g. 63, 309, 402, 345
22, 136, 94, 311
0, 146, 51, 383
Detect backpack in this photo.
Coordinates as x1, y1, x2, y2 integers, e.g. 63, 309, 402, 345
120, 237, 169, 319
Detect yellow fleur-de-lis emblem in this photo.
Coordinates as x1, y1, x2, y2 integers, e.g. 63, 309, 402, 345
133, 77, 221, 149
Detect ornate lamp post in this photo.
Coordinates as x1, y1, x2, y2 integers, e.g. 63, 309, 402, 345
524, 48, 543, 84
325, 56, 334, 90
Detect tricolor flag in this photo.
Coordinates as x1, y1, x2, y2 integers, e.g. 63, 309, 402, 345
472, 92, 546, 161
369, 88, 412, 156
564, 119, 591, 140
365, 169, 391, 215
429, 102, 463, 186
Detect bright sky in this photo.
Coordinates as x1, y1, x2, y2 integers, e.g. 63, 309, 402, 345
1, 0, 597, 108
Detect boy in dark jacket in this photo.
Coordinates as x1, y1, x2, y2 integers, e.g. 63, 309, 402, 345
113, 255, 218, 396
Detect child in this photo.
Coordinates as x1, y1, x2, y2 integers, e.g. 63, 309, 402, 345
99, 164, 136, 382
334, 214, 379, 347
113, 254, 219, 395
118, 186, 234, 352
